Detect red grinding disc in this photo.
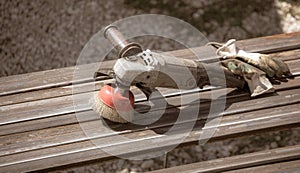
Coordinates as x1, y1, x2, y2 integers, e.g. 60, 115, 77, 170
98, 85, 134, 111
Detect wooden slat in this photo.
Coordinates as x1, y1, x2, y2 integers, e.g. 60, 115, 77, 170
0, 64, 96, 96
1, 113, 299, 172
1, 33, 300, 172
0, 48, 299, 107
0, 87, 299, 172
147, 145, 300, 173
0, 79, 110, 107
0, 51, 299, 131
0, 48, 300, 123
0, 32, 299, 97
223, 159, 300, 173
0, 71, 299, 137
1, 87, 298, 156
269, 48, 300, 61
0, 53, 299, 133
237, 32, 300, 53
1, 85, 300, 156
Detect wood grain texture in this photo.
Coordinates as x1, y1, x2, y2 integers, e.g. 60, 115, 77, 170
0, 32, 300, 96
148, 144, 300, 173
0, 87, 299, 172
0, 73, 299, 137
0, 33, 300, 172
223, 159, 300, 173
0, 48, 299, 127
0, 58, 299, 136
1, 47, 299, 108
1, 86, 299, 155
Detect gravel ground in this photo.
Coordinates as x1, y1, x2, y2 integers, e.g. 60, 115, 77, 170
1, 0, 300, 76
1, 0, 300, 172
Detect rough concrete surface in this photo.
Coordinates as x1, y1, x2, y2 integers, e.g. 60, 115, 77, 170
1, 0, 300, 172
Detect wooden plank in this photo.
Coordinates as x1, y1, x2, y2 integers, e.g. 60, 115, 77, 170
1, 110, 299, 173
1, 58, 299, 128
0, 48, 299, 107
1, 119, 299, 173
0, 32, 300, 96
0, 63, 96, 96
236, 32, 300, 53
147, 145, 300, 173
0, 51, 299, 127
0, 79, 110, 107
1, 86, 299, 156
0, 56, 299, 134
0, 88, 299, 172
0, 33, 300, 172
172, 32, 300, 62
269, 48, 300, 61
223, 159, 300, 173
0, 70, 299, 137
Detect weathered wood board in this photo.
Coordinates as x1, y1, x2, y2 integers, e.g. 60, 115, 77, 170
0, 32, 300, 172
